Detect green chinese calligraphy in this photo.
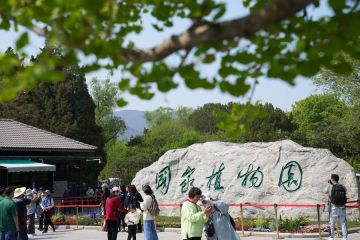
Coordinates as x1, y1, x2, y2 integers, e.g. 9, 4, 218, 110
278, 161, 303, 192
237, 164, 264, 188
155, 166, 171, 195
179, 166, 195, 193
206, 163, 225, 191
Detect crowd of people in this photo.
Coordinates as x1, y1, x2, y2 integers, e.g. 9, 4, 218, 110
100, 183, 159, 240
0, 173, 348, 240
0, 186, 55, 240
98, 183, 240, 240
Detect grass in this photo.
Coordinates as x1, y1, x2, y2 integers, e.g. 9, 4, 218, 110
156, 216, 181, 228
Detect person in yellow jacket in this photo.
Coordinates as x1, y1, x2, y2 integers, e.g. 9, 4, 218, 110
181, 187, 212, 240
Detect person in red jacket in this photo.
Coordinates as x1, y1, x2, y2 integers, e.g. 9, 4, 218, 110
105, 187, 125, 240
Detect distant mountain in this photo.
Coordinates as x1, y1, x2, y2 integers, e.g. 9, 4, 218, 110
115, 110, 148, 140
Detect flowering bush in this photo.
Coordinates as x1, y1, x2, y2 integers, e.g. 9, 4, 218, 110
302, 224, 330, 233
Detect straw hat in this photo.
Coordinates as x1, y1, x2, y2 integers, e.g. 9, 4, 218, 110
14, 187, 26, 198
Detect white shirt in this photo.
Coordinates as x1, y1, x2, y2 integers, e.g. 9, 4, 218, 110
141, 195, 155, 221
125, 211, 141, 225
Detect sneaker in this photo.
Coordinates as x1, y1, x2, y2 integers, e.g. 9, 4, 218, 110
42, 230, 47, 233
328, 238, 334, 240
343, 238, 347, 240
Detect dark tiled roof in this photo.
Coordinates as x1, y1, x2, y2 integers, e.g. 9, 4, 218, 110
0, 119, 97, 151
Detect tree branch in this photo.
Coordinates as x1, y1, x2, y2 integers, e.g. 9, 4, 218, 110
31, 25, 47, 37
120, 0, 314, 63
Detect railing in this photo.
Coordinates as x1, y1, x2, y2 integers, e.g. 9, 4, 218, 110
54, 199, 360, 239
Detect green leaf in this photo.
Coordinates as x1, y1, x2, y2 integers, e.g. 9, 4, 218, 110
213, 4, 226, 20
116, 98, 128, 107
118, 79, 130, 91
219, 77, 250, 97
329, 0, 347, 13
152, 24, 164, 32
16, 32, 29, 50
202, 54, 216, 64
295, 39, 306, 52
178, 64, 214, 89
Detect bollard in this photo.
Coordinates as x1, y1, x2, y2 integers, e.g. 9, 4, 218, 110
76, 205, 79, 229
240, 204, 245, 237
317, 204, 322, 240
274, 204, 280, 239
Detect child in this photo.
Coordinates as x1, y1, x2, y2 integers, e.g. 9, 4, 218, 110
125, 204, 140, 240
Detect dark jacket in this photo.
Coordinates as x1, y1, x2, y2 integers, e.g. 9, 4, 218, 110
124, 192, 143, 209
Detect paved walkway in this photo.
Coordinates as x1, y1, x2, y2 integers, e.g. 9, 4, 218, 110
27, 228, 360, 240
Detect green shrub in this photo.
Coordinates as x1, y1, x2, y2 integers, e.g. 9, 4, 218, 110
254, 216, 270, 228
77, 216, 100, 226
298, 216, 310, 226
51, 213, 65, 223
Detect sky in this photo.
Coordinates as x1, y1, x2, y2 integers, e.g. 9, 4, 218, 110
0, 0, 329, 112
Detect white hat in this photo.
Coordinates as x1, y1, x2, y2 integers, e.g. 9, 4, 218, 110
201, 193, 212, 201
112, 186, 119, 192
14, 187, 26, 198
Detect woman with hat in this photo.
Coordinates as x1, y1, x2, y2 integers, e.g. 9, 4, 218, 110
105, 187, 125, 240
40, 190, 55, 233
13, 187, 31, 240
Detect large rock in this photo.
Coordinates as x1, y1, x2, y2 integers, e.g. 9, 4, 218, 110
132, 140, 359, 220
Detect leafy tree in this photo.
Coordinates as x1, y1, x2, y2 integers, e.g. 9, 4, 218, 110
188, 103, 231, 135
1, 0, 359, 108
90, 78, 126, 146
0, 48, 105, 185
290, 94, 347, 153
237, 103, 294, 142
314, 55, 360, 106
144, 107, 174, 128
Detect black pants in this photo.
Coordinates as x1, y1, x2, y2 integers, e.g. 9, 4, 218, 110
118, 212, 126, 231
38, 212, 44, 230
44, 211, 55, 231
137, 219, 142, 232
184, 236, 201, 240
127, 225, 137, 240
106, 220, 118, 240
27, 213, 35, 234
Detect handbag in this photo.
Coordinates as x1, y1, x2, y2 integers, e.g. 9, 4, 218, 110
205, 219, 215, 237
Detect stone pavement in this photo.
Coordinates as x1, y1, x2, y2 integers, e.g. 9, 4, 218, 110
27, 227, 360, 240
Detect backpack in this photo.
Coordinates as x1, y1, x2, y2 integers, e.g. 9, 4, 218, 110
331, 184, 347, 206
148, 195, 160, 216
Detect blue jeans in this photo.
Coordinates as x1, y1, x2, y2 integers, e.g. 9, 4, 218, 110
143, 220, 158, 240
0, 231, 16, 240
330, 207, 347, 238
